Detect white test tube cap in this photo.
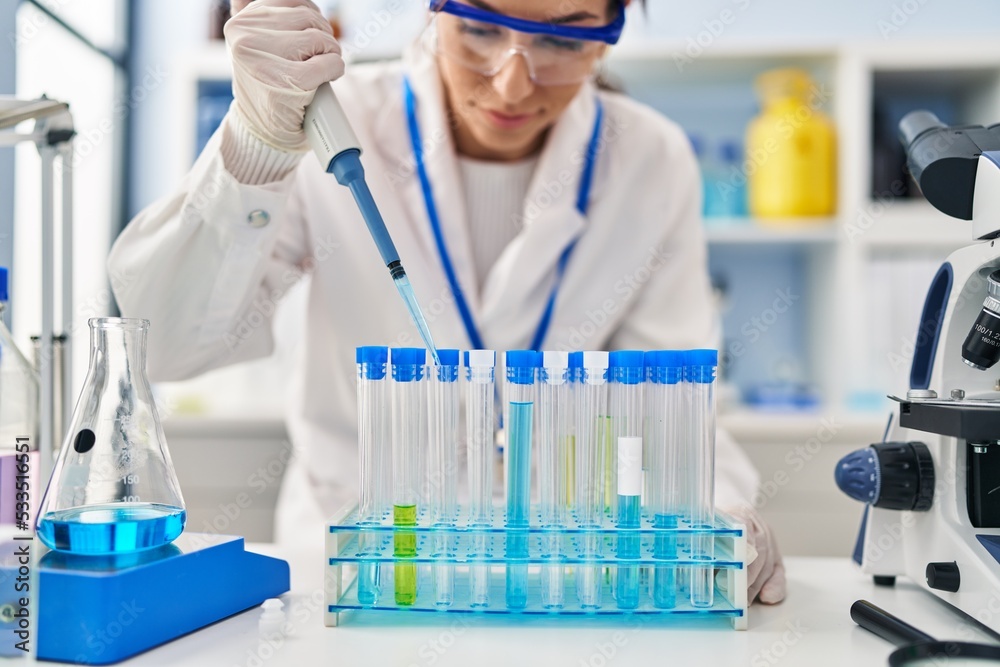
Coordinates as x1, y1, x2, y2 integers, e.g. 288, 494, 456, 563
581, 350, 609, 385
464, 349, 496, 384
464, 349, 495, 367
542, 350, 569, 385
258, 598, 285, 637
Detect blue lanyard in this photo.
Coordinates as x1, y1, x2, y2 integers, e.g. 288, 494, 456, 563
403, 76, 604, 351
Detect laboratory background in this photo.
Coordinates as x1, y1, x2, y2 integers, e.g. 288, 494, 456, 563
5, 0, 997, 554
3, 0, 1000, 663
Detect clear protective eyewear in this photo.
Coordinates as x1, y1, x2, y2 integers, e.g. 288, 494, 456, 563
426, 0, 625, 86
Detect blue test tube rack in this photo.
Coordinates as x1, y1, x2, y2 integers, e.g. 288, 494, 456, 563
324, 505, 748, 628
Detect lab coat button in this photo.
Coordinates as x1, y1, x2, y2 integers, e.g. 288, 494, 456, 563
247, 210, 270, 228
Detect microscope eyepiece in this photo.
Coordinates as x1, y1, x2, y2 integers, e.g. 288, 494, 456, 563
898, 110, 946, 149
962, 270, 1000, 370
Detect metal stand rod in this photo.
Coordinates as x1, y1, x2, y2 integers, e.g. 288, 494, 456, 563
59, 141, 73, 446
39, 144, 55, 484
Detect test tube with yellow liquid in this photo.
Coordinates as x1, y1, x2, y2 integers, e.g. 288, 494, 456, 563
391, 347, 426, 606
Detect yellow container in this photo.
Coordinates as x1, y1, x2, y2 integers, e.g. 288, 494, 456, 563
746, 68, 836, 220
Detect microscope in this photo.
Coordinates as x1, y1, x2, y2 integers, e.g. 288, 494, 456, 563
836, 111, 1000, 631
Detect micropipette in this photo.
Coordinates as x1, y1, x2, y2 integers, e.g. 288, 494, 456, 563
305, 83, 441, 365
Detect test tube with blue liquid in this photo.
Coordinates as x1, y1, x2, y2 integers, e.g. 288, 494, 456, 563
428, 349, 460, 606
610, 351, 644, 609
465, 350, 496, 607
504, 350, 538, 610
647, 351, 684, 609
391, 347, 426, 606
539, 351, 570, 608
686, 349, 718, 608
356, 346, 389, 605
576, 351, 609, 608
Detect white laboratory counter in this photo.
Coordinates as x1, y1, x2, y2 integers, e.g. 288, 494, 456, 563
26, 550, 1000, 666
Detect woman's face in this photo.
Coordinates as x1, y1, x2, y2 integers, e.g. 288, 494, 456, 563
436, 0, 613, 161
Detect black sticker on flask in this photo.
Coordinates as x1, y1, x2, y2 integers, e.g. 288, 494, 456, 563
74, 429, 96, 454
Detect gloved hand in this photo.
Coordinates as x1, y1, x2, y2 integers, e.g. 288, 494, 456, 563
721, 504, 786, 605
225, 0, 345, 152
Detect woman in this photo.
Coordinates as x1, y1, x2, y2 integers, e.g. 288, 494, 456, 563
109, 0, 785, 604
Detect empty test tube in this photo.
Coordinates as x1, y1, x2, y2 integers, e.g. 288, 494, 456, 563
428, 349, 460, 606
504, 351, 538, 610
539, 351, 570, 528
391, 347, 426, 606
686, 349, 718, 608
610, 351, 644, 610
565, 352, 581, 513
575, 351, 609, 608
357, 346, 389, 606
646, 351, 684, 609
539, 351, 570, 609
465, 350, 496, 607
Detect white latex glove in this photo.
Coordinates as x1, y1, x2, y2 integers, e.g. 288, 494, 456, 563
225, 0, 345, 152
721, 504, 786, 605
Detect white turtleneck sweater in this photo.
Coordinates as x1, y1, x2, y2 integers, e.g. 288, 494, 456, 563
457, 154, 540, 291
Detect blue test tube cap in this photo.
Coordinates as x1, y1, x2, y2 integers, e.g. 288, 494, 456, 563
356, 345, 388, 380
435, 348, 460, 383
506, 349, 540, 385
644, 351, 661, 384
684, 348, 718, 384
390, 347, 426, 382
661, 350, 685, 384
0, 267, 8, 302
609, 350, 645, 385
568, 351, 583, 383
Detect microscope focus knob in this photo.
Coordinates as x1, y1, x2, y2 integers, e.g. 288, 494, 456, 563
926, 562, 961, 592
835, 442, 934, 511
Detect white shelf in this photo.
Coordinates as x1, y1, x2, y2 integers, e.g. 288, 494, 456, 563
705, 220, 838, 245
720, 409, 889, 444
849, 200, 975, 249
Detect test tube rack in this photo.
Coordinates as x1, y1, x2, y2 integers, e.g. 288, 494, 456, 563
324, 503, 747, 629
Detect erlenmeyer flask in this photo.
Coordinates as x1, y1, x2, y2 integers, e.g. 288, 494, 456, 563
36, 318, 185, 555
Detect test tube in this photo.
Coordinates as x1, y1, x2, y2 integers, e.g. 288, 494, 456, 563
565, 352, 581, 513
465, 349, 496, 607
575, 351, 609, 608
391, 347, 426, 606
687, 349, 718, 608
539, 351, 570, 608
647, 351, 684, 609
610, 351, 644, 609
357, 346, 389, 606
504, 350, 538, 609
428, 349, 459, 606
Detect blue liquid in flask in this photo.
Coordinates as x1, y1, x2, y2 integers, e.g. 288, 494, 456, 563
37, 503, 186, 555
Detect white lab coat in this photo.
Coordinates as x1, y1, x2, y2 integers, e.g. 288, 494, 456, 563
108, 47, 759, 549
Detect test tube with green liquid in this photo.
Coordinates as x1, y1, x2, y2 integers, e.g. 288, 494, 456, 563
391, 347, 426, 606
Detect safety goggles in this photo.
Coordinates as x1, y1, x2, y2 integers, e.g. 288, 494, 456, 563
426, 0, 626, 86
